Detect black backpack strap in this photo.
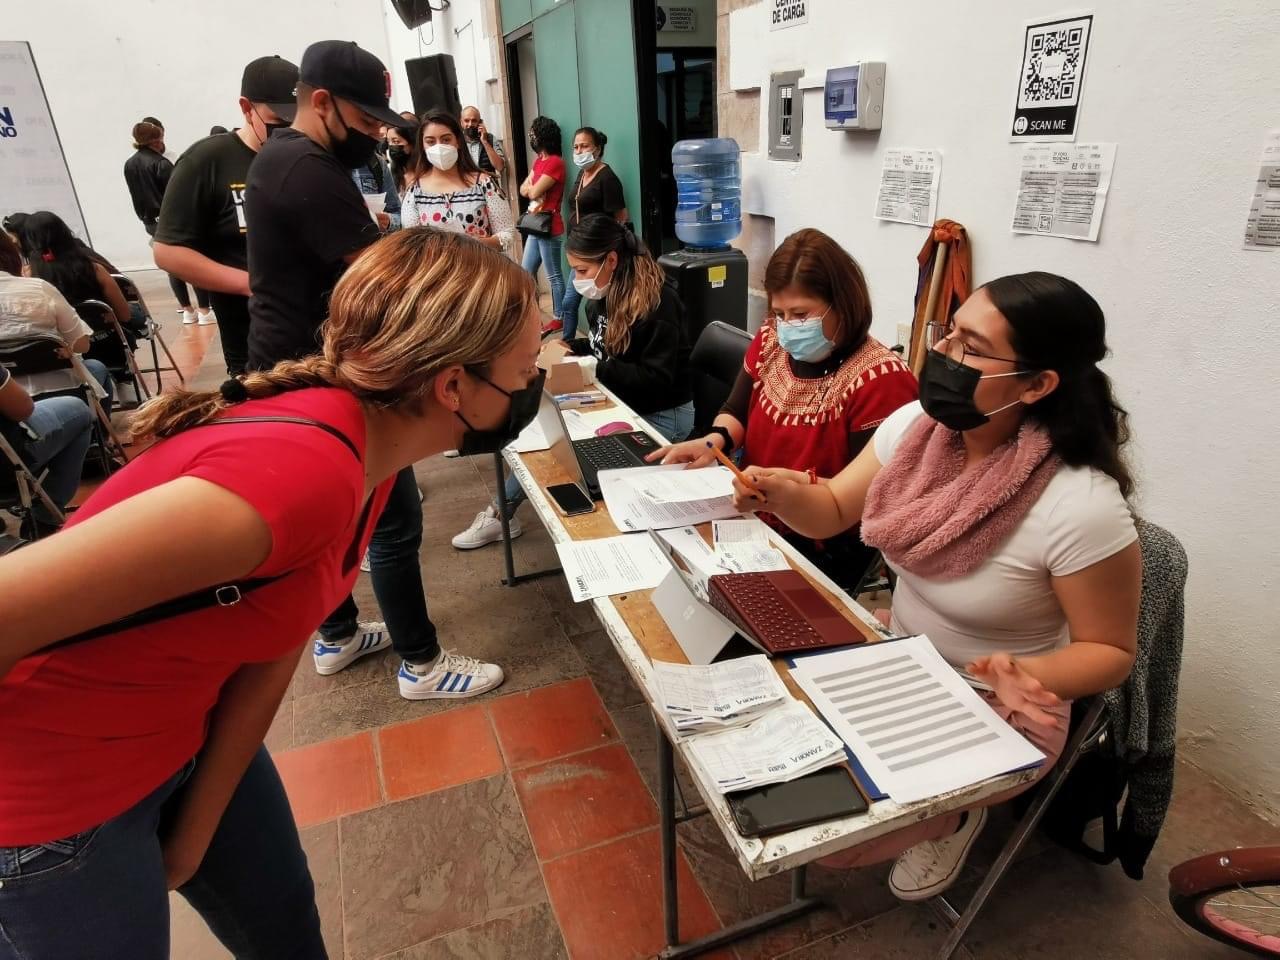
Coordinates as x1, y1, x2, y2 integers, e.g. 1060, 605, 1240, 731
37, 415, 362, 654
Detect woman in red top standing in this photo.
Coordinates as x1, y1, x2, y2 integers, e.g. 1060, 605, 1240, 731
651, 228, 917, 588
0, 229, 545, 960
519, 115, 568, 335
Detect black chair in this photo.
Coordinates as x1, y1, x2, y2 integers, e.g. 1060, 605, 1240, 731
0, 415, 66, 538
688, 320, 752, 437
76, 299, 149, 408
0, 338, 129, 471
111, 273, 185, 394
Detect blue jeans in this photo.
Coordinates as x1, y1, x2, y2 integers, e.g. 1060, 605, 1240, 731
499, 401, 694, 519
319, 466, 439, 664
559, 284, 582, 340
521, 235, 565, 323
0, 747, 325, 960
22, 395, 93, 523
82, 358, 115, 418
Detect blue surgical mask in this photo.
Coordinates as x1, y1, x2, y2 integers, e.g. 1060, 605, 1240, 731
573, 151, 596, 168
775, 313, 834, 363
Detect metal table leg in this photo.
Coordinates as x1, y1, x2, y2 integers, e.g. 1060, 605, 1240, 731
494, 452, 559, 587
656, 723, 825, 959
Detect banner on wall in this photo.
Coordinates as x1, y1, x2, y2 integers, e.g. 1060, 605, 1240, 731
1009, 12, 1093, 142
0, 41, 90, 242
656, 5, 697, 32
769, 0, 808, 31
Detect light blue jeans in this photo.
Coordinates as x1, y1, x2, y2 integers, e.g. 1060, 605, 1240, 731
521, 235, 565, 323
559, 285, 583, 340
22, 395, 94, 523
499, 400, 695, 518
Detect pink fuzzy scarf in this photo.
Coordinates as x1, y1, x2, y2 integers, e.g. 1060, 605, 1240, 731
861, 416, 1061, 580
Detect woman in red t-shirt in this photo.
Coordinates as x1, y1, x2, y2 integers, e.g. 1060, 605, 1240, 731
0, 229, 545, 960
651, 228, 918, 588
519, 115, 568, 336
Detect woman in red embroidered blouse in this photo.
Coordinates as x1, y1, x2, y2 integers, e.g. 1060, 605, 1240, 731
652, 228, 917, 587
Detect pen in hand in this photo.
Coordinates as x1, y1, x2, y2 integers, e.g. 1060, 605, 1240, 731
707, 442, 765, 501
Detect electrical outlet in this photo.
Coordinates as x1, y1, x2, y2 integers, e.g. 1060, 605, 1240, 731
896, 323, 912, 348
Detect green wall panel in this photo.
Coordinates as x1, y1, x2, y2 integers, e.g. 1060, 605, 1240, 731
500, 0, 532, 33
531, 3, 582, 178
573, 0, 643, 240
532, 0, 568, 17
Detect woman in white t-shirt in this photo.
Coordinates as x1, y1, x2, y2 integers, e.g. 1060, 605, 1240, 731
731, 272, 1140, 901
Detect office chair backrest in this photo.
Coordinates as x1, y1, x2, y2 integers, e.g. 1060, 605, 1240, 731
689, 320, 752, 437
0, 337, 73, 377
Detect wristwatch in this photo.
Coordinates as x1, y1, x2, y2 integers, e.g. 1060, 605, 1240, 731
708, 426, 736, 455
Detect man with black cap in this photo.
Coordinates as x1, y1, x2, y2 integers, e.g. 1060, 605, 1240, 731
153, 55, 298, 375
246, 40, 505, 705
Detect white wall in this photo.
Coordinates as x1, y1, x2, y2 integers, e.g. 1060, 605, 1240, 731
729, 0, 1280, 814
7, 0, 393, 269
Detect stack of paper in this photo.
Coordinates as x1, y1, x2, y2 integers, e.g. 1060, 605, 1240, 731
685, 700, 847, 794
651, 656, 791, 733
554, 534, 673, 602
710, 518, 791, 573
599, 466, 741, 531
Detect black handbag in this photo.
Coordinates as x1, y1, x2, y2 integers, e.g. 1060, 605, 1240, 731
517, 209, 554, 238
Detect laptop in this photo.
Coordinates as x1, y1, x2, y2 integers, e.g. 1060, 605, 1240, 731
541, 390, 660, 499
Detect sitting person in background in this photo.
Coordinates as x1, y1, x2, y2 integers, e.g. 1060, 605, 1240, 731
559, 125, 628, 340
651, 228, 917, 588
0, 365, 93, 540
453, 214, 691, 550
3, 213, 121, 275
729, 273, 1139, 900
0, 229, 114, 417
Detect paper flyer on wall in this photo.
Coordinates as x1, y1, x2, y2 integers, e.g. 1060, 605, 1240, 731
1009, 12, 1094, 142
1243, 130, 1280, 250
874, 149, 942, 226
1011, 142, 1115, 242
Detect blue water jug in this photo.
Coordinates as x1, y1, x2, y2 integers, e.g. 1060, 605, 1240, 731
672, 138, 741, 249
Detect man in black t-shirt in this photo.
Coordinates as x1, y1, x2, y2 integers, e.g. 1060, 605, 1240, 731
245, 40, 505, 704
153, 55, 298, 374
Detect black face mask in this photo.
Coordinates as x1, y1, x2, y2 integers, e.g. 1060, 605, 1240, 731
251, 106, 288, 145
328, 101, 379, 169
918, 350, 1025, 432
456, 368, 546, 456
388, 145, 410, 164
528, 136, 539, 152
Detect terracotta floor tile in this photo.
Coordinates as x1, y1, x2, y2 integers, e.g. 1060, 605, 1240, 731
378, 703, 505, 801
273, 731, 381, 828
487, 677, 617, 767
513, 743, 657, 860
542, 828, 730, 960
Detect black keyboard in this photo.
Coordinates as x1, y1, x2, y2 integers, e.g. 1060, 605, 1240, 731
713, 574, 826, 650
575, 436, 637, 471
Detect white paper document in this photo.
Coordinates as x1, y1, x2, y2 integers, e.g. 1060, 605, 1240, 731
656, 526, 729, 581
686, 700, 847, 793
716, 544, 791, 573
1244, 129, 1280, 250
789, 636, 1044, 803
561, 407, 634, 442
712, 518, 769, 546
874, 148, 942, 226
652, 655, 791, 732
554, 534, 673, 602
507, 417, 550, 454
634, 466, 736, 503
1011, 142, 1115, 242
599, 466, 741, 531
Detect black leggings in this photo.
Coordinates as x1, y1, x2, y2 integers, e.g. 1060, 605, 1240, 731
168, 273, 210, 310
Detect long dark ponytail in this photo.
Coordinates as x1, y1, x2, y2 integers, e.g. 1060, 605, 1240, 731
17, 211, 101, 306
984, 272, 1134, 499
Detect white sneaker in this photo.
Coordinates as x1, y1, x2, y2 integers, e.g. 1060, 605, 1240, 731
181, 309, 198, 325
451, 505, 520, 550
889, 807, 988, 902
442, 449, 461, 458
197, 309, 217, 325
313, 621, 391, 676
359, 550, 371, 573
397, 649, 504, 700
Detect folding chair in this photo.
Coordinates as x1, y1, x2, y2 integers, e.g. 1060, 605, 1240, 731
928, 519, 1184, 958
111, 274, 185, 394
0, 419, 66, 538
77, 299, 150, 408
0, 338, 130, 471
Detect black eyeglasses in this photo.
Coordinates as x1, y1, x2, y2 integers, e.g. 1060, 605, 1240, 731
926, 322, 1022, 366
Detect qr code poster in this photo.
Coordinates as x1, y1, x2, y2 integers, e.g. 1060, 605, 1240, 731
1009, 13, 1094, 142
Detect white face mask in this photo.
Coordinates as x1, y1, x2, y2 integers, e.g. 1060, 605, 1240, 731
573, 151, 596, 168
572, 262, 611, 300
425, 143, 458, 171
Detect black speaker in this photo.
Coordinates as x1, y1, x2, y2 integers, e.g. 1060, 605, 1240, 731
405, 54, 461, 118
390, 0, 434, 30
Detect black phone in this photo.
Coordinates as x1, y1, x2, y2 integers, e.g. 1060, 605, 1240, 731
547, 482, 594, 516
727, 767, 868, 838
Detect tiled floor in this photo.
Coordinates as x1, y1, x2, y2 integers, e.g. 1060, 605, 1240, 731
70, 273, 1280, 959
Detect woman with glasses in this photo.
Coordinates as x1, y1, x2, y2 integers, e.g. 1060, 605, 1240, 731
728, 272, 1140, 902
650, 228, 917, 589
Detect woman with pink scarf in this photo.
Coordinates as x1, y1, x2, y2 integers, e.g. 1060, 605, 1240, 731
731, 272, 1139, 902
